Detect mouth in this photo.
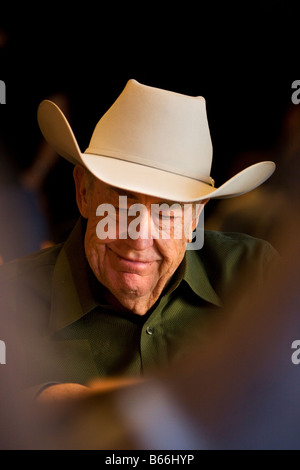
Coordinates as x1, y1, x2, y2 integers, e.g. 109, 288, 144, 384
107, 247, 157, 271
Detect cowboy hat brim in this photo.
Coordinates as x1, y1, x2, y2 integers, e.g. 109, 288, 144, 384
37, 100, 275, 202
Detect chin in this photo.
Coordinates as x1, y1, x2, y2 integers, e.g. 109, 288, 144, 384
112, 272, 154, 298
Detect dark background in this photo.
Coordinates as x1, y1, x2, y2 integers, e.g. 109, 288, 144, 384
0, 1, 298, 254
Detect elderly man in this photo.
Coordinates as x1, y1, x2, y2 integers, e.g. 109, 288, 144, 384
0, 80, 276, 402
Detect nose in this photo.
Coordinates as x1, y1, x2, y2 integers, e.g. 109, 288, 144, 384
126, 205, 154, 249
127, 235, 154, 250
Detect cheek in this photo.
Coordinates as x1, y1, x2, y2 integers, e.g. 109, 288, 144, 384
85, 218, 103, 249
84, 218, 110, 277
155, 238, 187, 270
85, 215, 116, 248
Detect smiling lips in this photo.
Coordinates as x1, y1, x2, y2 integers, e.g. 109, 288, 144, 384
108, 246, 160, 271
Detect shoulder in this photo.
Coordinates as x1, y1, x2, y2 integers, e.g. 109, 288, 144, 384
203, 230, 277, 261
0, 244, 64, 329
199, 230, 278, 295
0, 244, 63, 285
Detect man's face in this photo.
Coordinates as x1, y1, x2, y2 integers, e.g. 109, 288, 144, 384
74, 165, 203, 315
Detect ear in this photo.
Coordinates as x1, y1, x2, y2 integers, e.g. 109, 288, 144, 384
73, 165, 90, 218
191, 198, 210, 232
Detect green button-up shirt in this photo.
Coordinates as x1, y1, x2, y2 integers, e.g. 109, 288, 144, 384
0, 218, 277, 390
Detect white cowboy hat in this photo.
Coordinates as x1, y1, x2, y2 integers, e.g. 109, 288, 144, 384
37, 79, 275, 202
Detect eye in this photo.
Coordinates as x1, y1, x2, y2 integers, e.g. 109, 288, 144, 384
152, 211, 163, 218
160, 213, 172, 219
152, 211, 176, 223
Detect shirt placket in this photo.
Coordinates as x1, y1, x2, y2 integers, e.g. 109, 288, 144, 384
139, 294, 170, 374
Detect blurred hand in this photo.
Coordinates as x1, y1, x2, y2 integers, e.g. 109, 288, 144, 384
36, 377, 144, 404
36, 383, 89, 404
87, 376, 144, 393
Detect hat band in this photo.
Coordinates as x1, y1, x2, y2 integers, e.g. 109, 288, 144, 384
84, 148, 215, 186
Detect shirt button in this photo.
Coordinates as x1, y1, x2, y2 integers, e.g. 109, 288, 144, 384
146, 326, 154, 335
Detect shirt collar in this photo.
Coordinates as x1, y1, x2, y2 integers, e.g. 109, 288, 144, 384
50, 218, 99, 333
164, 248, 222, 307
182, 249, 222, 307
